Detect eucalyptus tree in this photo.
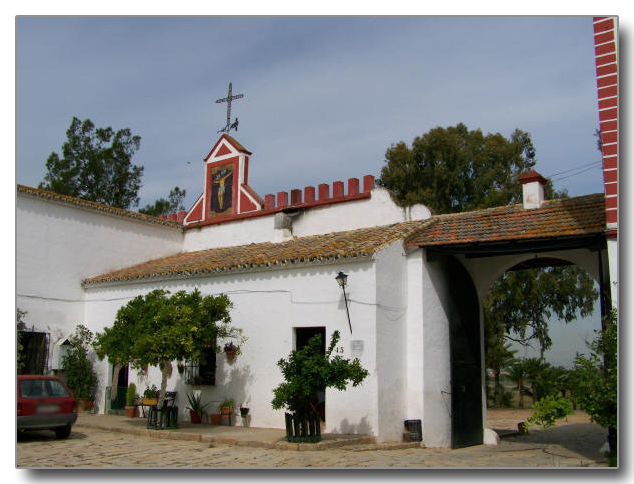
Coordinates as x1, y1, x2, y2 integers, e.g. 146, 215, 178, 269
40, 117, 143, 209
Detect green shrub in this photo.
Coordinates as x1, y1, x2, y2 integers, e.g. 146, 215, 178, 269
61, 324, 99, 399
272, 330, 368, 416
126, 383, 138, 406
527, 395, 573, 428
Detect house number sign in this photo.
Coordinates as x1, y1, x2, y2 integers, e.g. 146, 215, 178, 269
351, 340, 364, 357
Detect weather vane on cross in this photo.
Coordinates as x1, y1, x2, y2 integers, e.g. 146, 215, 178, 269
215, 82, 244, 134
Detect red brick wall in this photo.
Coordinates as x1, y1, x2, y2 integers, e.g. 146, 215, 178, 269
594, 17, 618, 227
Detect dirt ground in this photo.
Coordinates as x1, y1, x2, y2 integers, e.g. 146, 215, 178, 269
487, 408, 591, 432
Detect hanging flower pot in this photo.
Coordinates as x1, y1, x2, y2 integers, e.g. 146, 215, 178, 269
224, 342, 240, 361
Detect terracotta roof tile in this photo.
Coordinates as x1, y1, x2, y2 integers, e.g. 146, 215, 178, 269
406, 194, 606, 247
82, 220, 429, 285
17, 185, 183, 229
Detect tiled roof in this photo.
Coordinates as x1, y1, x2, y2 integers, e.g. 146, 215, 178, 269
17, 185, 183, 229
82, 220, 429, 285
406, 194, 606, 248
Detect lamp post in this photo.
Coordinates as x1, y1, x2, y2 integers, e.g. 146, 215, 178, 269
335, 271, 352, 334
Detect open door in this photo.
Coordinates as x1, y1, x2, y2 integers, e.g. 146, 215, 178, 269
443, 255, 483, 449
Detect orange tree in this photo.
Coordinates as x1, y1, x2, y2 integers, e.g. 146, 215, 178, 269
94, 289, 244, 406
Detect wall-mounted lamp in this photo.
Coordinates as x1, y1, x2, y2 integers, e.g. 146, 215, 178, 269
335, 271, 352, 334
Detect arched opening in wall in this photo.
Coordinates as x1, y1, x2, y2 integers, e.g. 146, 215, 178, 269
484, 256, 601, 416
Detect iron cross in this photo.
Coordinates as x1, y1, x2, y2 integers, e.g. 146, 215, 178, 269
215, 82, 244, 133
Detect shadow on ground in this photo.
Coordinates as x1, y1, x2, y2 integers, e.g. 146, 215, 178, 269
503, 423, 606, 462
17, 430, 89, 442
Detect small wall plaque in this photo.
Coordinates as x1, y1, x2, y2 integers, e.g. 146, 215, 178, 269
351, 340, 364, 356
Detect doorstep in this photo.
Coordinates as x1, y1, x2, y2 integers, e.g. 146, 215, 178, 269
74, 413, 377, 451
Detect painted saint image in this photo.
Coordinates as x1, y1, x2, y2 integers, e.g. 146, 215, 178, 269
210, 164, 233, 215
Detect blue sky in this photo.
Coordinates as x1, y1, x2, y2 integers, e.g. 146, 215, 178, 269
16, 16, 604, 210
14, 15, 614, 367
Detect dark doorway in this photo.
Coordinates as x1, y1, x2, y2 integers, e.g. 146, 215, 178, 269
442, 255, 483, 449
295, 327, 326, 421
111, 365, 129, 410
18, 331, 49, 375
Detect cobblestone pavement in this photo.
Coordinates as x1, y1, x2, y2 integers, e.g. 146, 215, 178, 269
16, 424, 610, 468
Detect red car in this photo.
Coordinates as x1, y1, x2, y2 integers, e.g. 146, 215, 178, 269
17, 375, 78, 439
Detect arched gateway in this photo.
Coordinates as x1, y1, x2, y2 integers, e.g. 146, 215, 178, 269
407, 176, 611, 448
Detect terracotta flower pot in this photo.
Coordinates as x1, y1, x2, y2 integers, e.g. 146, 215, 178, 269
190, 410, 202, 424
221, 406, 232, 416
125, 405, 138, 418
225, 350, 235, 361
210, 413, 221, 425
77, 398, 94, 412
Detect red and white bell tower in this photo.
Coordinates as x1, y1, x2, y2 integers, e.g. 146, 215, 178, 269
183, 134, 263, 226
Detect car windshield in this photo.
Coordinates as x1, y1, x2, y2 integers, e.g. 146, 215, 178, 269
20, 379, 70, 398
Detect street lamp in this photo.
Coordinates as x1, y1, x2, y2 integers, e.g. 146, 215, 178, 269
335, 271, 352, 334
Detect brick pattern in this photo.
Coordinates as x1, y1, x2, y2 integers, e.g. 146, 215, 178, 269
594, 17, 618, 227
406, 194, 606, 248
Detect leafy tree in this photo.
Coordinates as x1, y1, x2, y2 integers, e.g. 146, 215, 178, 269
93, 289, 245, 406
40, 116, 143, 209
61, 324, 99, 400
378, 123, 596, 361
484, 324, 516, 407
17, 309, 27, 373
570, 309, 617, 454
378, 123, 552, 213
506, 359, 531, 408
486, 267, 598, 359
272, 331, 369, 417
139, 186, 187, 216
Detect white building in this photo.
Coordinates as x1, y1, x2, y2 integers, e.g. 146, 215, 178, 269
17, 134, 611, 448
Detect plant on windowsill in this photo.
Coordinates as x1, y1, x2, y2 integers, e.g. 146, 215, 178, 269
223, 341, 240, 361
124, 383, 139, 418
186, 392, 210, 424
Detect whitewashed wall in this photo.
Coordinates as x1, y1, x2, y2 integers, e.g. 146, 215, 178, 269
183, 188, 431, 252
607, 239, 617, 308
420, 253, 453, 448
374, 240, 409, 441
83, 259, 390, 436
16, 193, 183, 358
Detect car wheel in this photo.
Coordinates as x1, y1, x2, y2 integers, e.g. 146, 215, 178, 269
55, 425, 71, 439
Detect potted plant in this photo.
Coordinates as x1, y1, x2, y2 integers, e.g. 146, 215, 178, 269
61, 324, 99, 411
272, 330, 368, 443
125, 383, 139, 418
240, 406, 249, 418
224, 342, 240, 361
142, 384, 159, 406
218, 397, 235, 416
186, 392, 209, 424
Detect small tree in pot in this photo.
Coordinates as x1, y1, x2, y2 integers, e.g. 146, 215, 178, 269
61, 324, 99, 411
125, 383, 139, 418
272, 330, 368, 443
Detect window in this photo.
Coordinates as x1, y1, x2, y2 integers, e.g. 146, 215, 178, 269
19, 379, 69, 398
184, 346, 216, 385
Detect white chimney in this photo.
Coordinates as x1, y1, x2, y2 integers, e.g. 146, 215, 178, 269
518, 170, 547, 209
